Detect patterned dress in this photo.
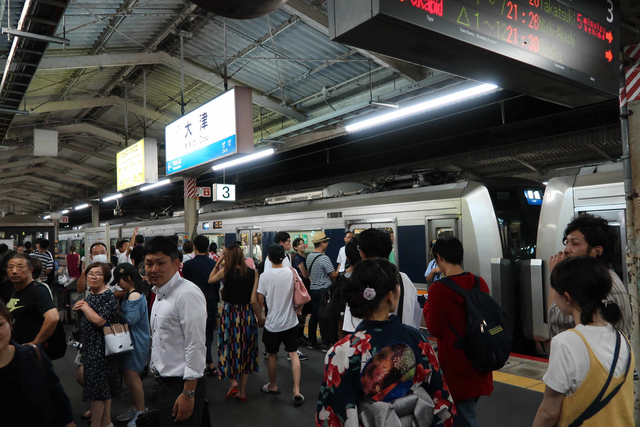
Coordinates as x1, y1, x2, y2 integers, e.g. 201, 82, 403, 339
80, 289, 122, 401
218, 269, 259, 380
316, 315, 455, 427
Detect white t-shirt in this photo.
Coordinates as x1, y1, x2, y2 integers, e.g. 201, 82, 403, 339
257, 267, 299, 333
118, 252, 131, 265
263, 253, 291, 272
343, 272, 421, 332
336, 247, 347, 273
543, 323, 631, 397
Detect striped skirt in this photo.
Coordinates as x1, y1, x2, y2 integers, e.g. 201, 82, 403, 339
217, 302, 259, 380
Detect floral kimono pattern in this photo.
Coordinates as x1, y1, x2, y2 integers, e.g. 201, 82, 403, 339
316, 315, 455, 427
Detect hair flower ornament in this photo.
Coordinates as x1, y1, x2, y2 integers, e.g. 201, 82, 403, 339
362, 287, 376, 301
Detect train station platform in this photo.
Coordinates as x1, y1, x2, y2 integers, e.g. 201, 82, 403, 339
53, 326, 545, 426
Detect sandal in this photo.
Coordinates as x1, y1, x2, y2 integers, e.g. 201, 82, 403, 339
236, 395, 248, 403
260, 383, 281, 395
225, 387, 238, 400
81, 410, 91, 420
293, 395, 305, 407
205, 366, 218, 377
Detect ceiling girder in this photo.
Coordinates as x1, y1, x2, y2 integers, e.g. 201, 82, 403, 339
58, 141, 116, 163
44, 157, 114, 179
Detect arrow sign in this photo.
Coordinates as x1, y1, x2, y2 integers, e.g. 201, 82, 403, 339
606, 50, 613, 62
606, 31, 613, 44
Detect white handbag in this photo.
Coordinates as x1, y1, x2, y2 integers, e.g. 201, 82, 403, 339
103, 323, 134, 356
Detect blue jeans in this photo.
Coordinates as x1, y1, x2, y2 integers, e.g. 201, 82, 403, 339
454, 397, 479, 427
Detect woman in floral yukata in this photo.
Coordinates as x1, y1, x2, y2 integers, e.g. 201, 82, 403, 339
316, 258, 455, 427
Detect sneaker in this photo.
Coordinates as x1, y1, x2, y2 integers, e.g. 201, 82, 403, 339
307, 342, 320, 350
116, 407, 137, 422
320, 344, 331, 352
127, 411, 144, 427
287, 350, 309, 361
263, 350, 269, 360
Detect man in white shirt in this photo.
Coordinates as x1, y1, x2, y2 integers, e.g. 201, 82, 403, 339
144, 236, 207, 426
336, 231, 354, 273
255, 244, 305, 406
354, 228, 421, 329
118, 227, 139, 265
263, 232, 292, 271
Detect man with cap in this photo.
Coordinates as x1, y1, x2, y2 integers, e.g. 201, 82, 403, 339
255, 244, 305, 406
304, 232, 337, 351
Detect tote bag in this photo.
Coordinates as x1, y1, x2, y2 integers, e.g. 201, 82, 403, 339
103, 323, 134, 356
290, 267, 311, 305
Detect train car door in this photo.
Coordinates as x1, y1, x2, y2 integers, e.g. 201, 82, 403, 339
577, 209, 627, 287
425, 215, 460, 265
236, 227, 263, 266
345, 219, 398, 264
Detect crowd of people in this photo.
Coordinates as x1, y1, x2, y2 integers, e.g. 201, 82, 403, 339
0, 212, 634, 427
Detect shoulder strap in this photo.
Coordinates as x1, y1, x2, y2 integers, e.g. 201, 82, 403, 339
29, 344, 45, 376
437, 275, 469, 297
569, 331, 631, 427
398, 275, 405, 320
308, 254, 321, 275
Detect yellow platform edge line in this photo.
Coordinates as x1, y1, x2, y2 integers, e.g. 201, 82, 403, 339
493, 371, 544, 393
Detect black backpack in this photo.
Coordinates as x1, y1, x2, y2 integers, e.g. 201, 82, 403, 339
438, 274, 512, 373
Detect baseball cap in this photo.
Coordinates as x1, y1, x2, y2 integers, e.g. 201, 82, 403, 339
312, 231, 330, 244
112, 263, 138, 285
267, 244, 286, 263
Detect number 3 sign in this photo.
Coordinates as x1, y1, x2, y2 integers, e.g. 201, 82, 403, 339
213, 184, 236, 202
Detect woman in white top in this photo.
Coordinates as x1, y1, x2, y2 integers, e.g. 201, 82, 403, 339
533, 256, 634, 427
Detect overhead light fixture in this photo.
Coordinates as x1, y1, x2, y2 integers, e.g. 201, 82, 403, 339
74, 203, 90, 210
103, 193, 123, 202
61, 209, 69, 214
370, 101, 399, 109
140, 179, 171, 192
212, 149, 275, 171
43, 215, 50, 220
346, 83, 499, 132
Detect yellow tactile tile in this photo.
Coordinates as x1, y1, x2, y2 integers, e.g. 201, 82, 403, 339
493, 371, 544, 393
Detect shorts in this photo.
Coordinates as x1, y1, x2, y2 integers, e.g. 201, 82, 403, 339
262, 326, 298, 354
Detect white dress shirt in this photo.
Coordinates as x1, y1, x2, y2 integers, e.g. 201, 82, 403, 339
150, 271, 207, 380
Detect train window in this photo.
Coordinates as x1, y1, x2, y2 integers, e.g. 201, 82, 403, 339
239, 232, 250, 258
204, 234, 224, 254
252, 233, 263, 263
435, 227, 454, 239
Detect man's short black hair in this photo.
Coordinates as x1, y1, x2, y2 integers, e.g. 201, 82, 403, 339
117, 239, 129, 250
564, 213, 616, 267
9, 253, 31, 269
38, 239, 49, 250
193, 235, 209, 253
24, 242, 32, 250
144, 236, 179, 261
357, 228, 392, 259
432, 237, 464, 266
0, 244, 8, 255
135, 235, 144, 245
345, 230, 354, 237
274, 232, 290, 245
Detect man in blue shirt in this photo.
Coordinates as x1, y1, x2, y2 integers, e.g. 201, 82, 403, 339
182, 235, 218, 376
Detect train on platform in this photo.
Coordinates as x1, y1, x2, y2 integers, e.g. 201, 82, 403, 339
56, 163, 626, 355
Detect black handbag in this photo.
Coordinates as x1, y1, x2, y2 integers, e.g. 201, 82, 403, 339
43, 321, 67, 360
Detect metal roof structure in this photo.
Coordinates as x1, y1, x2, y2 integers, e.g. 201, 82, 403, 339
0, 0, 637, 218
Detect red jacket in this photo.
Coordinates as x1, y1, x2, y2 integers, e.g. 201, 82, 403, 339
424, 272, 494, 402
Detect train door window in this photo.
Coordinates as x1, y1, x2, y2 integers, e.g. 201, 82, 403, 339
203, 234, 224, 255
346, 220, 397, 264
236, 228, 262, 266
425, 216, 460, 264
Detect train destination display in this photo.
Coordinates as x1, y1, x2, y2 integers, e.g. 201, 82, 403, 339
329, 0, 620, 107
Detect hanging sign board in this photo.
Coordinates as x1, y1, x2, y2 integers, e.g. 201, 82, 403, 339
196, 187, 212, 197
165, 87, 254, 175
328, 0, 620, 107
116, 138, 159, 191
213, 184, 236, 202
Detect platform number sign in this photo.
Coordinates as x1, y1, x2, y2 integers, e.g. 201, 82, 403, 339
213, 184, 236, 202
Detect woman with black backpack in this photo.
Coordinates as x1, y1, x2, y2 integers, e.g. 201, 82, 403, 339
316, 258, 454, 427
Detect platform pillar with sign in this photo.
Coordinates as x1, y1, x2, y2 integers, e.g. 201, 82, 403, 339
184, 177, 198, 241
91, 201, 99, 228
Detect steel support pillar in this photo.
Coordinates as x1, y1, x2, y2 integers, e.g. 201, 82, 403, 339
624, 99, 640, 424
183, 177, 198, 240
91, 201, 99, 228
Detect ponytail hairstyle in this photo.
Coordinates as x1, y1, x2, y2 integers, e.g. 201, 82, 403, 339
343, 258, 399, 319
550, 256, 621, 326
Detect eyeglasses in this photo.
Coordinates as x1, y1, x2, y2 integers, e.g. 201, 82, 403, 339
87, 272, 104, 277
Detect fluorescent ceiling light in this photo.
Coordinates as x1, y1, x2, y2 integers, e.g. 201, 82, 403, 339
74, 203, 89, 210
543, 182, 548, 185
345, 83, 499, 132
140, 179, 171, 192
212, 149, 275, 171
61, 210, 69, 214
43, 215, 50, 220
103, 193, 123, 202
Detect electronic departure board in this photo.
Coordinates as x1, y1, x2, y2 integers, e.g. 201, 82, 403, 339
328, 0, 620, 107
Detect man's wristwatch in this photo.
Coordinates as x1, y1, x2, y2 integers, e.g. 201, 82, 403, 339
182, 390, 196, 399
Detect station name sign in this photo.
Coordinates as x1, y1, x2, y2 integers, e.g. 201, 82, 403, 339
116, 138, 159, 191
328, 0, 620, 107
165, 87, 255, 175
